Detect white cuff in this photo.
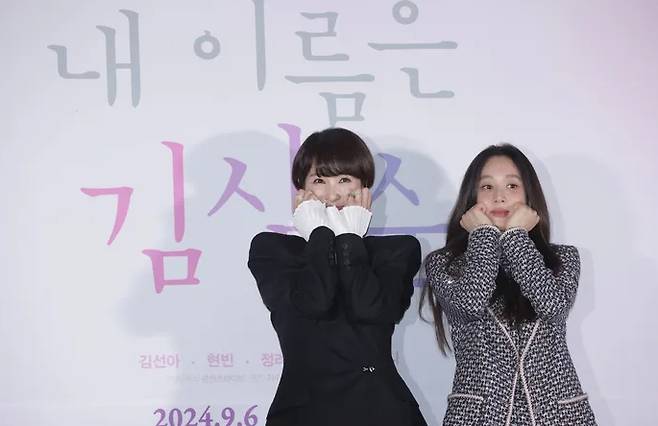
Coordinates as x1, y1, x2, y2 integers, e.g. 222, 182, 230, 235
326, 205, 372, 237
293, 199, 328, 241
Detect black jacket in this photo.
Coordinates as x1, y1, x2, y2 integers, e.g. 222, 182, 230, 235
248, 226, 427, 426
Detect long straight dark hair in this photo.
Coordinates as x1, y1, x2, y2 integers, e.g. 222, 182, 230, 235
419, 144, 562, 354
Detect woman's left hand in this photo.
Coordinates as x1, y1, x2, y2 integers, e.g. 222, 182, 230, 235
505, 203, 540, 231
345, 187, 372, 211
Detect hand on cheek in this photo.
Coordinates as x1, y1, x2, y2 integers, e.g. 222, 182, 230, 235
345, 190, 358, 208
294, 189, 321, 210
345, 188, 372, 211
505, 203, 539, 231
460, 203, 493, 232
359, 188, 372, 210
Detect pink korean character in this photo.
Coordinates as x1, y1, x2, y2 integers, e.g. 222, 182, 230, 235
139, 355, 153, 369
166, 354, 180, 368
153, 354, 167, 368
221, 353, 234, 367
207, 353, 221, 368
261, 353, 274, 367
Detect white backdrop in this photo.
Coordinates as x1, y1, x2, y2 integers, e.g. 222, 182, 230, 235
2, 1, 657, 425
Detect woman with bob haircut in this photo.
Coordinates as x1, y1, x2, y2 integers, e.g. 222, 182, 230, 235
248, 127, 427, 425
421, 144, 597, 425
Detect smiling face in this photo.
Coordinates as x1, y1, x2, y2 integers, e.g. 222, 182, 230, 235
476, 155, 527, 229
303, 166, 363, 209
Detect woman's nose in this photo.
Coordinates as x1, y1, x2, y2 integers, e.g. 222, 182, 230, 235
329, 192, 341, 202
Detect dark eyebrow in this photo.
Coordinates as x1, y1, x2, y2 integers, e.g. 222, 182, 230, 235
479, 174, 521, 181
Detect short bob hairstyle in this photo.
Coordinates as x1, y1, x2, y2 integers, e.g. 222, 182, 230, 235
292, 127, 375, 189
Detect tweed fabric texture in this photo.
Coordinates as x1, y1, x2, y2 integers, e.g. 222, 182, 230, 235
427, 226, 597, 426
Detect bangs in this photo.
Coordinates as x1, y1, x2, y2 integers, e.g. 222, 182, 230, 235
312, 150, 364, 178
291, 127, 375, 189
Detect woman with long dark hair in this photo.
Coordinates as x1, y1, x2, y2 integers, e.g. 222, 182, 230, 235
421, 144, 596, 425
249, 128, 427, 425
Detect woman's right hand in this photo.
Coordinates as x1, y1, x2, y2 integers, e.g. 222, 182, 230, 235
293, 190, 328, 241
294, 189, 321, 210
460, 203, 493, 232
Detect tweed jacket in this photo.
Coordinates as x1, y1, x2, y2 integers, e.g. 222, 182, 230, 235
426, 225, 597, 426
